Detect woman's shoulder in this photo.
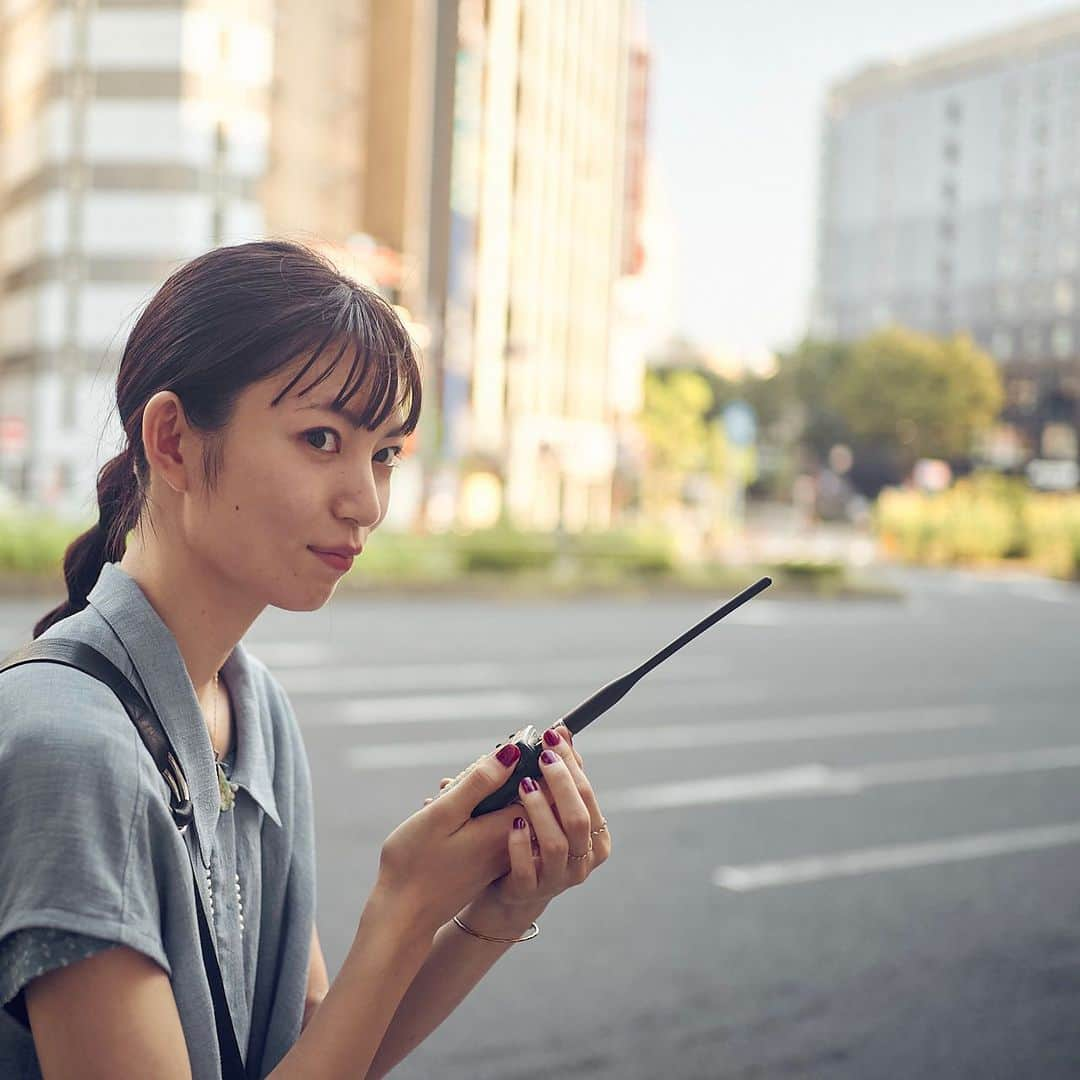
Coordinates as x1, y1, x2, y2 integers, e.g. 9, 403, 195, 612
0, 650, 155, 804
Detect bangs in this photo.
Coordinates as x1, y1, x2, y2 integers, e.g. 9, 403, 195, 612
268, 282, 422, 435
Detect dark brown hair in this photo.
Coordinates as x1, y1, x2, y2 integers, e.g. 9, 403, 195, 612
34, 239, 422, 639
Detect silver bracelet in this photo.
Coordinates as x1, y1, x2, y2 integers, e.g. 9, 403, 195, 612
452, 914, 540, 943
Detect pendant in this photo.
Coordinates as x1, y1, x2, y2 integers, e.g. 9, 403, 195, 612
216, 761, 236, 811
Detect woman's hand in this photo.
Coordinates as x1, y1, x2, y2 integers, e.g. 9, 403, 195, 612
437, 723, 611, 922
377, 743, 525, 937
489, 723, 611, 909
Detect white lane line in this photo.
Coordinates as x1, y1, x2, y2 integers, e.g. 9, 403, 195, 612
336, 691, 538, 724
242, 642, 334, 667
714, 822, 1080, 892
1006, 580, 1076, 605
604, 743, 1080, 812
276, 658, 747, 696
346, 705, 992, 769
323, 684, 765, 726
277, 662, 505, 693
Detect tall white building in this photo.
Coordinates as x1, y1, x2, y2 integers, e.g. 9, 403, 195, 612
448, 0, 631, 532
0, 0, 273, 513
814, 9, 1080, 460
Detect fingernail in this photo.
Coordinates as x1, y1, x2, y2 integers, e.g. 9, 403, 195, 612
496, 744, 521, 767
521, 776, 539, 794
513, 816, 527, 830
543, 728, 561, 747
540, 749, 558, 765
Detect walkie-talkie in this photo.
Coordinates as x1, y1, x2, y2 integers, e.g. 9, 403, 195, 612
436, 577, 772, 817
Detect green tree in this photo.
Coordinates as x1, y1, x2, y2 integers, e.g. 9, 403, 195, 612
638, 368, 727, 519
829, 327, 1004, 473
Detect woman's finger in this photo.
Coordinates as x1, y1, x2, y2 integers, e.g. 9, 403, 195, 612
541, 728, 604, 832
535, 741, 592, 872
500, 814, 538, 900
515, 773, 567, 887
553, 723, 584, 769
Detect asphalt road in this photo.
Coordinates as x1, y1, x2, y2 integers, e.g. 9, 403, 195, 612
4, 567, 1079, 1078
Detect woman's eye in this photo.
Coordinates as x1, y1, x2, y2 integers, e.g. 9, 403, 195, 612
305, 429, 341, 454
374, 445, 404, 468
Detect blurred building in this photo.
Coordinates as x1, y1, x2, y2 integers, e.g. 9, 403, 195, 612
449, 0, 632, 533
261, 0, 366, 245
0, 0, 638, 531
262, 0, 447, 531
0, 0, 273, 512
608, 5, 653, 524
813, 9, 1080, 466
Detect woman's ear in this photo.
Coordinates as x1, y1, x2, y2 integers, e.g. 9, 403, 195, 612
141, 390, 195, 495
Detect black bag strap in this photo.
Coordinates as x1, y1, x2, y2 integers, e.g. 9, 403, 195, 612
0, 639, 250, 1080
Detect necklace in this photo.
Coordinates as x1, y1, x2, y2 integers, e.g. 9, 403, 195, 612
211, 670, 236, 812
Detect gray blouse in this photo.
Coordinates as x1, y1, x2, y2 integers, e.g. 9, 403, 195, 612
0, 562, 317, 1079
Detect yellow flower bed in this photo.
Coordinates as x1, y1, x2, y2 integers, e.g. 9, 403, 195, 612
875, 475, 1080, 577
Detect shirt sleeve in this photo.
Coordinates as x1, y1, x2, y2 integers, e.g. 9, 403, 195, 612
0, 663, 174, 1008
0, 928, 119, 1028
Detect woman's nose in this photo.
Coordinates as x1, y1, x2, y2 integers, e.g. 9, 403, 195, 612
334, 472, 382, 529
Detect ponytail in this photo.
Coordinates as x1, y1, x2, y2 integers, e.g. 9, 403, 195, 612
32, 450, 142, 639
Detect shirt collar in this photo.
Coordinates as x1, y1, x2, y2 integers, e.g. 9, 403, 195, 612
87, 562, 281, 867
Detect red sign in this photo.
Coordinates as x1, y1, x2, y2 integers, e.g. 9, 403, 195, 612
0, 417, 25, 452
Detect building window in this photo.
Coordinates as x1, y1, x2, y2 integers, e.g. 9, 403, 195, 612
1055, 278, 1075, 314
1053, 324, 1074, 358
943, 140, 961, 165
62, 374, 79, 431
945, 98, 963, 124
1022, 326, 1043, 356
992, 330, 1014, 360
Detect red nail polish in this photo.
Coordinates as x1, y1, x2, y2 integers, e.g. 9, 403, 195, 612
543, 728, 561, 747
521, 776, 539, 794
496, 744, 521, 767
540, 749, 558, 765
513, 817, 527, 830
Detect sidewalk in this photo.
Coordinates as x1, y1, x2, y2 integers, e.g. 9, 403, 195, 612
725, 501, 881, 569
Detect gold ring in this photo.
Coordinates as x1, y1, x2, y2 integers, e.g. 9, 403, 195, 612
590, 818, 608, 837
568, 839, 594, 861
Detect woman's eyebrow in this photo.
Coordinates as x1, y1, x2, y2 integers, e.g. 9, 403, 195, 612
299, 401, 407, 437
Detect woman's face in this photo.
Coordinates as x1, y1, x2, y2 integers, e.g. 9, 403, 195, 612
186, 352, 408, 612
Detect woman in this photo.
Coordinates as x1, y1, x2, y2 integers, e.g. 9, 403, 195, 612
0, 240, 611, 1078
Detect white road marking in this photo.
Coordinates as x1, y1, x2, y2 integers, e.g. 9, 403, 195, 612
279, 662, 506, 694
341, 691, 540, 724
274, 657, 748, 695
605, 743, 1080, 811
323, 684, 765, 726
242, 642, 334, 667
714, 821, 1080, 891
346, 705, 992, 769
1006, 579, 1076, 605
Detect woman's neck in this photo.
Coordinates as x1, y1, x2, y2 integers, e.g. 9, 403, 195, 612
118, 537, 263, 699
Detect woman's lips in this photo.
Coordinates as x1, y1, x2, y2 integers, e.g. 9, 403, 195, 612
309, 548, 353, 573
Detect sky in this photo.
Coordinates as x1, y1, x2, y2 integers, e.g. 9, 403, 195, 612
641, 0, 1077, 365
